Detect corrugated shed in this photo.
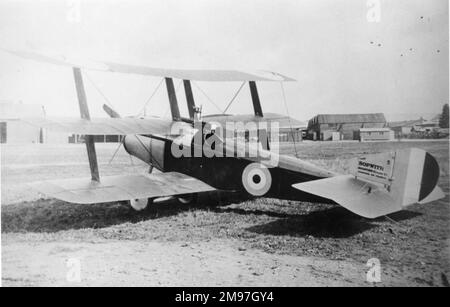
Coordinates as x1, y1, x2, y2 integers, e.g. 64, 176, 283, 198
315, 113, 386, 124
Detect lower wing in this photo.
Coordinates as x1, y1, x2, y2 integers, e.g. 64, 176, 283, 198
29, 172, 215, 204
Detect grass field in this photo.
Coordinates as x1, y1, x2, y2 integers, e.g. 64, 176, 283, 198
1, 140, 449, 286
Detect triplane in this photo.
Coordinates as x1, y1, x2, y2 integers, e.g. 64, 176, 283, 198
3, 49, 444, 218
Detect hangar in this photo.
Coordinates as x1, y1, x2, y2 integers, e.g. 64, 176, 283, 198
0, 102, 122, 144
0, 102, 61, 144
307, 113, 387, 141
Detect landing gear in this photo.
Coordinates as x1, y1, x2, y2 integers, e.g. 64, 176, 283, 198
128, 198, 154, 211
128, 193, 199, 211
177, 193, 198, 205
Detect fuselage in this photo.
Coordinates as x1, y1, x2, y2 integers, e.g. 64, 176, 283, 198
124, 132, 336, 203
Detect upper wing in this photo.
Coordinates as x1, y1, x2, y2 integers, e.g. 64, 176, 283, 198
104, 62, 295, 82
29, 172, 215, 204
19, 117, 189, 135
3, 49, 295, 82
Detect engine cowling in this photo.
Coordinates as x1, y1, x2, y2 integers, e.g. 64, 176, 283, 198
123, 135, 166, 171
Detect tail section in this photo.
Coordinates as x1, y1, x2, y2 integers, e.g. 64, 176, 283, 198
293, 148, 444, 219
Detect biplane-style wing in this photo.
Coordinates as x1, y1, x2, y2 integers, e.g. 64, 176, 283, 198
30, 172, 215, 204
20, 117, 190, 136
202, 113, 306, 129
3, 49, 295, 81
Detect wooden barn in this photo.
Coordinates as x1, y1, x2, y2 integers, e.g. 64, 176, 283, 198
307, 113, 387, 141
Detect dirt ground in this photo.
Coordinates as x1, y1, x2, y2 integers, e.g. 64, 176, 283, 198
1, 140, 449, 287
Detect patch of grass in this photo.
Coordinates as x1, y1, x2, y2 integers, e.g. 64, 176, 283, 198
2, 141, 449, 283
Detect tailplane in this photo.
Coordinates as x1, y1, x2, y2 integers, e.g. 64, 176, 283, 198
293, 148, 444, 218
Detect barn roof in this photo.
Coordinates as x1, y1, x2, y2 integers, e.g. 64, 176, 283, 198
313, 113, 386, 124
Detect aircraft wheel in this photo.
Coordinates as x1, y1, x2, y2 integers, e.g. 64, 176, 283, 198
177, 193, 198, 205
129, 198, 153, 211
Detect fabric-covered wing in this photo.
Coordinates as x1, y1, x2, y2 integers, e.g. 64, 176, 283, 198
20, 117, 188, 135
293, 175, 400, 219
203, 113, 306, 129
104, 62, 295, 81
29, 172, 215, 204
3, 49, 295, 82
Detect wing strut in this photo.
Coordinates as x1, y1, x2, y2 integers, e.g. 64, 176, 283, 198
249, 81, 263, 117
183, 80, 196, 120
165, 77, 181, 121
73, 67, 100, 182
248, 81, 269, 149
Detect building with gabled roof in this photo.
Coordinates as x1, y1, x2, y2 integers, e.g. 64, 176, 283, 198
307, 113, 387, 140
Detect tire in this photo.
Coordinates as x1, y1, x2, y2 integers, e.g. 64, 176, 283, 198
129, 198, 154, 211
177, 193, 198, 205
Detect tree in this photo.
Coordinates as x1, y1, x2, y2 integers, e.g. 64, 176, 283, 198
439, 104, 449, 128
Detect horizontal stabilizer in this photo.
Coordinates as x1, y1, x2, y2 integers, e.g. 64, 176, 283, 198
29, 172, 215, 204
294, 175, 401, 218
293, 148, 444, 218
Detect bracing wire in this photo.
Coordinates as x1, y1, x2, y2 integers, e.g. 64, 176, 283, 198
280, 82, 299, 158
222, 81, 246, 114
192, 81, 223, 113
83, 72, 117, 111
108, 140, 124, 165
136, 77, 165, 117
135, 134, 163, 171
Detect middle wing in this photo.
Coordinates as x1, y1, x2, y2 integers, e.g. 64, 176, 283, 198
29, 172, 215, 204
19, 117, 189, 135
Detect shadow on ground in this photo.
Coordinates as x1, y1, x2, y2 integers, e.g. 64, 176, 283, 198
2, 190, 422, 237
1, 192, 252, 233
245, 207, 422, 238
246, 207, 374, 238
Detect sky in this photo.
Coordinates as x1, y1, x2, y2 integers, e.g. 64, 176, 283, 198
0, 0, 448, 121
